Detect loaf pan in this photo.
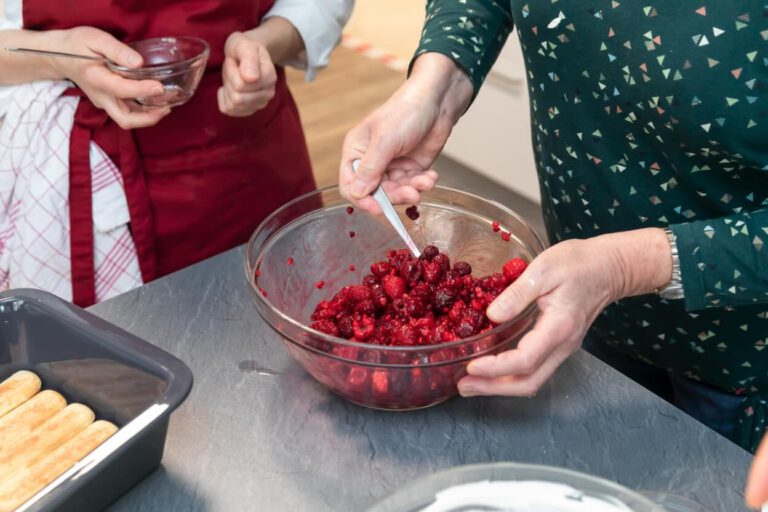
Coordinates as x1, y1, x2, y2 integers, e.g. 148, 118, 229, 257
0, 289, 193, 511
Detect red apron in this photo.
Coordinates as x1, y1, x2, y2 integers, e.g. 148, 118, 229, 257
24, 0, 315, 306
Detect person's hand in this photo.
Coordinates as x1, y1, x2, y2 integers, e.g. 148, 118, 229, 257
53, 27, 170, 129
339, 53, 473, 215
218, 31, 277, 117
458, 228, 672, 397
746, 434, 768, 509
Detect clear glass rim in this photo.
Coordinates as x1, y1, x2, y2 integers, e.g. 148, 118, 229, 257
107, 36, 210, 73
367, 462, 664, 512
244, 185, 545, 354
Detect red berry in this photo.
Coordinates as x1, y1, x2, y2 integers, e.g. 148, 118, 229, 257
346, 206, 354, 214
370, 261, 391, 277
492, 221, 501, 232
315, 280, 325, 289
287, 257, 294, 265
405, 205, 420, 220
503, 258, 527, 282
453, 261, 472, 276
259, 288, 267, 298
381, 274, 406, 299
421, 245, 439, 260
311, 319, 338, 336
349, 264, 356, 272
501, 231, 511, 242
255, 269, 261, 278
420, 260, 444, 284
349, 231, 356, 238
353, 316, 375, 341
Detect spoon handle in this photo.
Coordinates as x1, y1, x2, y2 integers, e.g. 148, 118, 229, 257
4, 47, 107, 63
352, 160, 421, 258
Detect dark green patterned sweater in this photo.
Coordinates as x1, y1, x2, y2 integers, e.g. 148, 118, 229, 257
415, 0, 768, 450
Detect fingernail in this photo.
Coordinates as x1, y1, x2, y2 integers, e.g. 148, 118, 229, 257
350, 179, 369, 198
486, 303, 501, 320
468, 359, 490, 375
153, 86, 164, 95
244, 66, 258, 78
129, 54, 142, 67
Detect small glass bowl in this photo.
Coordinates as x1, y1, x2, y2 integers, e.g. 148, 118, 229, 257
107, 36, 209, 108
244, 186, 545, 410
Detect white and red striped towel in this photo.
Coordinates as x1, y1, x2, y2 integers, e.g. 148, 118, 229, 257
0, 80, 142, 302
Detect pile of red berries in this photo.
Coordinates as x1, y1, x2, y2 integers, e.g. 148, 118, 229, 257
310, 246, 527, 346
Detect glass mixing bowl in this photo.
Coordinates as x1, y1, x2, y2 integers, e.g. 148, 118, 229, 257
244, 186, 546, 410
107, 36, 209, 107
365, 463, 664, 512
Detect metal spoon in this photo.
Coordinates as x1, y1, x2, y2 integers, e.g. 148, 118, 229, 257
352, 159, 421, 258
4, 47, 113, 64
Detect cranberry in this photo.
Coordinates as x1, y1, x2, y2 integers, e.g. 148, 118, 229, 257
453, 261, 472, 276
362, 274, 377, 287
503, 258, 527, 282
337, 316, 354, 338
421, 245, 439, 260
259, 288, 267, 298
501, 231, 511, 242
348, 285, 373, 303
433, 253, 450, 271
287, 257, 294, 265
405, 205, 420, 220
349, 264, 356, 272
349, 231, 356, 238
346, 206, 354, 214
492, 221, 501, 232
315, 280, 325, 289
255, 269, 261, 278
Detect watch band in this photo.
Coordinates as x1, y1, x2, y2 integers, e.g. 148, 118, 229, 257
656, 228, 685, 300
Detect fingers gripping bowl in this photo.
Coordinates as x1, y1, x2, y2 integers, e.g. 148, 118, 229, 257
107, 36, 209, 107
245, 187, 545, 410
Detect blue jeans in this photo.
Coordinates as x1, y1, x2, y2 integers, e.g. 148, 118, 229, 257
583, 333, 744, 444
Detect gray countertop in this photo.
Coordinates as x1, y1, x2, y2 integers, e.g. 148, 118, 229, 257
90, 247, 753, 512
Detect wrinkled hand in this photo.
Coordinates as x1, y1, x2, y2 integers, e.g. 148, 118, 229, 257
746, 434, 768, 509
339, 53, 472, 215
218, 31, 277, 117
459, 229, 671, 398
56, 27, 170, 129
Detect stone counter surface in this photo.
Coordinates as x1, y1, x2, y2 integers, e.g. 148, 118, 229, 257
90, 248, 753, 512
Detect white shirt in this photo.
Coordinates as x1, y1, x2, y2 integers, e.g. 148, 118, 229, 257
0, 0, 354, 115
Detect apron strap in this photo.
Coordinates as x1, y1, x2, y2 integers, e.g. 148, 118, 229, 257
65, 89, 158, 306
67, 94, 102, 307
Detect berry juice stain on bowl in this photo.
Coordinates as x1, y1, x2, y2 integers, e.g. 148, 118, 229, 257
245, 186, 545, 410
107, 36, 209, 108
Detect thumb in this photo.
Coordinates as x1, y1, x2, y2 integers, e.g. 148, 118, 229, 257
350, 137, 398, 199
228, 34, 262, 82
90, 30, 142, 68
746, 435, 768, 508
486, 269, 540, 323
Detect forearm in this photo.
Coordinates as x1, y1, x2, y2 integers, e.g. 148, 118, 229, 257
0, 29, 67, 84
243, 17, 304, 67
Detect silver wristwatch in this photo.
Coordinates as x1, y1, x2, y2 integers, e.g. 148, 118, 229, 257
657, 228, 685, 300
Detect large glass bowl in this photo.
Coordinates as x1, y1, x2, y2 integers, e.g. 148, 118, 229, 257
244, 186, 546, 410
365, 463, 664, 511
107, 36, 209, 107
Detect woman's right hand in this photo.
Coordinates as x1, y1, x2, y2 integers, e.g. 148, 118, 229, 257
339, 53, 473, 215
51, 27, 170, 129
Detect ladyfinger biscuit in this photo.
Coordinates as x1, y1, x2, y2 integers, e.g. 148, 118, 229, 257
0, 403, 94, 484
0, 390, 67, 449
0, 371, 41, 418
0, 420, 117, 512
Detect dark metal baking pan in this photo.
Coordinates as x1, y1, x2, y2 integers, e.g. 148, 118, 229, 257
0, 289, 193, 512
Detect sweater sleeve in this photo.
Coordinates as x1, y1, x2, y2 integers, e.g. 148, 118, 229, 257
671, 208, 768, 311
411, 0, 514, 98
